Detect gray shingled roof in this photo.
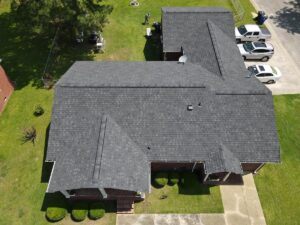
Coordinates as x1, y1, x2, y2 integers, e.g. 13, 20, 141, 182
46, 8, 280, 194
47, 113, 149, 193
205, 144, 243, 174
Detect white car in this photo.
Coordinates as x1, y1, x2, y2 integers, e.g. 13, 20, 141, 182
247, 65, 282, 84
235, 24, 271, 43
238, 42, 274, 61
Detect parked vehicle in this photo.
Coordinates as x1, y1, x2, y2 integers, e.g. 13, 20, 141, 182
238, 42, 274, 61
89, 31, 102, 44
235, 24, 271, 43
247, 65, 281, 84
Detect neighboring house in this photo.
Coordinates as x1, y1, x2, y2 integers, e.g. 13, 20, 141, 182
46, 8, 280, 212
0, 65, 14, 113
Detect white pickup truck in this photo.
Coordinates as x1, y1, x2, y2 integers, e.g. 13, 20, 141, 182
235, 24, 271, 43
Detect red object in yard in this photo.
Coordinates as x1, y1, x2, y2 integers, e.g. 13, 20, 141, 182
0, 65, 14, 113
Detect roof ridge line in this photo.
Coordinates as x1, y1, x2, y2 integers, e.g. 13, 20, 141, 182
56, 85, 207, 88
92, 115, 108, 182
207, 20, 226, 79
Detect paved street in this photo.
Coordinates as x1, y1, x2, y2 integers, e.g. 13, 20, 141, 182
248, 0, 300, 95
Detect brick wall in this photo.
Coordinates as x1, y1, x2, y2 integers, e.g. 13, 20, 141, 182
0, 66, 14, 112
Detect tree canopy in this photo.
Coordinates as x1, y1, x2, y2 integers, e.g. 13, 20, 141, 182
11, 0, 113, 40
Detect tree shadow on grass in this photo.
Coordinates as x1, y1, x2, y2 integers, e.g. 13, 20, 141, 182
0, 12, 94, 90
270, 0, 300, 34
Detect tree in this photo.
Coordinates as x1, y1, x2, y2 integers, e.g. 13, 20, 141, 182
11, 0, 113, 41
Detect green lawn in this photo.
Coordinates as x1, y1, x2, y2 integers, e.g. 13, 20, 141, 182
135, 173, 223, 214
0, 0, 269, 224
254, 95, 300, 225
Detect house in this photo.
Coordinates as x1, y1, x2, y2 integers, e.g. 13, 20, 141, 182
0, 65, 14, 113
45, 8, 280, 212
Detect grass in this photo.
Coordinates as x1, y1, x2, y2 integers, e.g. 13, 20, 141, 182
254, 95, 300, 225
135, 173, 223, 213
0, 0, 261, 224
97, 0, 257, 61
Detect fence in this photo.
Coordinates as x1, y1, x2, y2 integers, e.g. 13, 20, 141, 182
231, 0, 245, 22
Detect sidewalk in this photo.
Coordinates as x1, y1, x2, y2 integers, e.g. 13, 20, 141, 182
221, 174, 266, 225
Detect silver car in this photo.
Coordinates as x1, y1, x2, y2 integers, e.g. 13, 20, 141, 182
238, 42, 274, 61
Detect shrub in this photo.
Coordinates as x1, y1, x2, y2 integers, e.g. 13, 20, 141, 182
154, 172, 168, 187
71, 202, 88, 221
21, 126, 37, 145
34, 105, 44, 116
169, 172, 180, 185
46, 207, 66, 222
89, 202, 105, 220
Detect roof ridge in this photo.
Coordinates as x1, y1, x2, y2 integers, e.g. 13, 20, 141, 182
92, 115, 108, 182
207, 20, 227, 78
56, 85, 207, 88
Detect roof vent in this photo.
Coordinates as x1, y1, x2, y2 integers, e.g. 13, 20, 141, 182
187, 105, 193, 111
178, 55, 187, 64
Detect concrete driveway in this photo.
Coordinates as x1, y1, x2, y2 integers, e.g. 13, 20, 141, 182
247, 0, 300, 95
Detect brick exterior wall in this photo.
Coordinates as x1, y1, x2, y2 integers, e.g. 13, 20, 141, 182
241, 163, 264, 172
0, 66, 14, 112
164, 52, 182, 61
151, 162, 204, 172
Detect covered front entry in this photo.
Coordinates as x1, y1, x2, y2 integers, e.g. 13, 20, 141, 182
151, 162, 243, 185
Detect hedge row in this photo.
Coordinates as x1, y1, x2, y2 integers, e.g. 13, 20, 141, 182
153, 172, 182, 187
46, 201, 106, 222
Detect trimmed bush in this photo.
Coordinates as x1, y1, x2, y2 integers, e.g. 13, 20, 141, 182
71, 202, 88, 222
169, 172, 180, 185
46, 207, 66, 222
34, 105, 44, 116
154, 172, 168, 187
89, 202, 105, 220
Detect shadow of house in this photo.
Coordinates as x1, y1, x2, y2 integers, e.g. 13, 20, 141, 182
177, 173, 211, 195
271, 0, 300, 34
0, 12, 94, 90
41, 192, 68, 212
143, 32, 162, 61
41, 124, 52, 183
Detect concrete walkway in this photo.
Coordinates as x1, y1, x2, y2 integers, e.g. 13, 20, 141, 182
117, 214, 225, 225
221, 174, 266, 225
117, 174, 266, 225
247, 0, 300, 95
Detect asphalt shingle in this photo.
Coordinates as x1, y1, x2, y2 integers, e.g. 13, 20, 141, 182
46, 8, 280, 194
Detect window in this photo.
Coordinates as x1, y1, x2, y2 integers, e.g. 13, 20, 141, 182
253, 49, 269, 53
254, 42, 267, 48
238, 25, 247, 35
256, 73, 273, 77
245, 32, 253, 36
253, 32, 259, 35
243, 43, 254, 51
208, 174, 220, 182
